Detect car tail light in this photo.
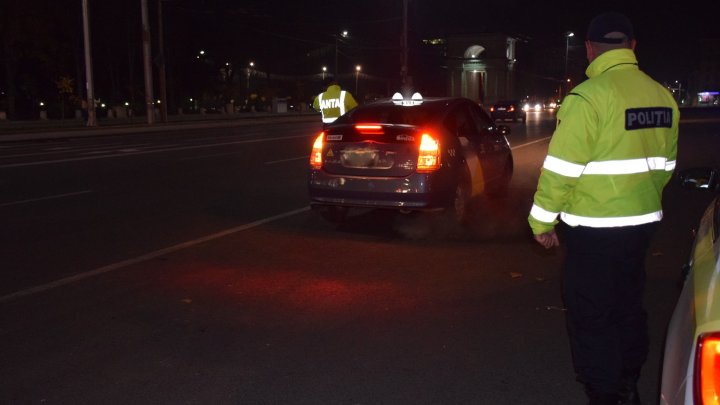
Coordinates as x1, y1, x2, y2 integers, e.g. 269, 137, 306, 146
508, 105, 516, 112
489, 106, 495, 112
417, 133, 440, 172
355, 124, 384, 135
310, 132, 324, 169
694, 332, 720, 405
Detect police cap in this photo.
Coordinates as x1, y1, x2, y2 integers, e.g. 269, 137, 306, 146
586, 12, 634, 44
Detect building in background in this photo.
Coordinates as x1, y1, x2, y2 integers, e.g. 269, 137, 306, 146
440, 34, 521, 106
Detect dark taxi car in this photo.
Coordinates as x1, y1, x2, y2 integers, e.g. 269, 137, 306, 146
489, 100, 526, 123
308, 93, 514, 223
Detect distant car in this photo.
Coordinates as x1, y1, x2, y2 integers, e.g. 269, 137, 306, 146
522, 101, 543, 113
660, 167, 720, 405
308, 93, 514, 224
489, 100, 526, 123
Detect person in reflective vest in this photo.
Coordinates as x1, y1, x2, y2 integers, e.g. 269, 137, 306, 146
312, 79, 358, 124
528, 12, 679, 405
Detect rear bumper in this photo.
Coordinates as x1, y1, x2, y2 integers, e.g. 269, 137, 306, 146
308, 169, 454, 210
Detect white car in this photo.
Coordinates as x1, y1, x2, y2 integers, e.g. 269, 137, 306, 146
661, 167, 720, 405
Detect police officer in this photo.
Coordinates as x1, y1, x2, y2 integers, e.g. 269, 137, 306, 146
528, 12, 679, 405
312, 79, 358, 124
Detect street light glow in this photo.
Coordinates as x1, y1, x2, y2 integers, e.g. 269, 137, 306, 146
355, 65, 362, 95
563, 31, 574, 100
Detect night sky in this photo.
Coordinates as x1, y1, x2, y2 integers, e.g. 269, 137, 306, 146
187, 0, 714, 82
1, 0, 716, 116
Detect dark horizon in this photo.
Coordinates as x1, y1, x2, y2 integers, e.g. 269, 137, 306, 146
1, 0, 715, 118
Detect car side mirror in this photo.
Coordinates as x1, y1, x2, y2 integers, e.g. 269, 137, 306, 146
678, 167, 720, 192
497, 125, 510, 136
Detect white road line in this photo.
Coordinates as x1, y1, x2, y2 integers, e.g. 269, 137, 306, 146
510, 136, 551, 150
0, 190, 93, 208
0, 134, 310, 168
265, 156, 309, 165
178, 150, 241, 161
0, 206, 311, 303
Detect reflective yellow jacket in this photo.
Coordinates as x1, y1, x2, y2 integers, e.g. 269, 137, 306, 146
529, 48, 679, 235
312, 84, 358, 123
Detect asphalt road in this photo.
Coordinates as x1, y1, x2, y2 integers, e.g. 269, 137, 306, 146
1, 110, 718, 404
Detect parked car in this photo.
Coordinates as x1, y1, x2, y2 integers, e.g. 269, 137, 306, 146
660, 167, 720, 405
308, 93, 514, 224
489, 100, 526, 123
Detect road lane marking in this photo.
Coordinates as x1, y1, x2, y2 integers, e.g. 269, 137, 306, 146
0, 190, 93, 208
0, 134, 311, 168
0, 142, 161, 159
265, 156, 309, 165
178, 150, 242, 161
0, 206, 311, 303
510, 137, 551, 150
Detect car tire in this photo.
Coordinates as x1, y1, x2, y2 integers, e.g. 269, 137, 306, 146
318, 206, 349, 223
448, 175, 471, 224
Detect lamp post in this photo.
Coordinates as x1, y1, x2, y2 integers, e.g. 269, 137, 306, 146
246, 61, 254, 92
322, 66, 327, 81
157, 0, 168, 122
675, 80, 683, 104
335, 30, 348, 78
564, 31, 574, 100
355, 65, 361, 96
141, 0, 155, 124
245, 61, 254, 109
81, 0, 96, 126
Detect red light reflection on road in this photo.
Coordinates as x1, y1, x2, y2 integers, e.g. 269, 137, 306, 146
172, 266, 419, 316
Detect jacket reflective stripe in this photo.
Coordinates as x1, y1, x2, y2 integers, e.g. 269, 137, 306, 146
544, 155, 677, 177
531, 204, 663, 228
319, 91, 348, 123
339, 91, 347, 115
560, 210, 663, 227
543, 156, 585, 178
583, 157, 676, 174
530, 204, 560, 223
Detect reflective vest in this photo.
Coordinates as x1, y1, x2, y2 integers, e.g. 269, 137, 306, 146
312, 84, 358, 123
528, 48, 679, 234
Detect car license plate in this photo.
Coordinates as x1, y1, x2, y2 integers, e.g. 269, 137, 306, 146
341, 148, 379, 168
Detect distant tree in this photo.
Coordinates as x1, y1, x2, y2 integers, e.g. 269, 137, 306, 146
56, 76, 78, 119
0, 1, 76, 119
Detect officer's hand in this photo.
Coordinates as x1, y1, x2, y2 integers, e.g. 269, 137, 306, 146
534, 229, 559, 249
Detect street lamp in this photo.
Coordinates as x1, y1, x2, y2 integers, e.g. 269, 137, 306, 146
355, 65, 362, 95
675, 80, 683, 104
246, 61, 254, 90
335, 30, 349, 77
564, 31, 574, 99
322, 66, 327, 80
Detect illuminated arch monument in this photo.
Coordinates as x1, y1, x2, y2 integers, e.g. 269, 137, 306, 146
444, 34, 520, 105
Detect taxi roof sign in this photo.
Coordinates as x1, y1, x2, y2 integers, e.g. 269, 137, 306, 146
392, 92, 423, 106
